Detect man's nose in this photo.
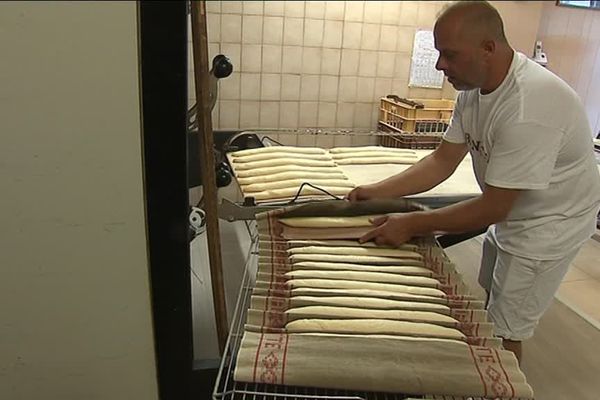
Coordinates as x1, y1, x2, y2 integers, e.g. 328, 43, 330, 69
435, 56, 446, 72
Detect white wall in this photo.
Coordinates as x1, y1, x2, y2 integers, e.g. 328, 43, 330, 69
0, 2, 159, 399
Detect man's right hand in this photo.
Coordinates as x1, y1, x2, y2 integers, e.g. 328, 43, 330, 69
346, 184, 380, 202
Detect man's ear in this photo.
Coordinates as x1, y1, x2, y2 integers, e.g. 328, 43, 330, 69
481, 39, 496, 57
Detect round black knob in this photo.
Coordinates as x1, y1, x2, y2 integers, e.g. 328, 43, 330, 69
212, 54, 233, 79
215, 163, 232, 187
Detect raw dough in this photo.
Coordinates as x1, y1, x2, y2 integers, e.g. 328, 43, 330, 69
286, 261, 432, 276
242, 179, 354, 193
250, 186, 351, 201
285, 318, 465, 339
284, 306, 457, 325
287, 239, 419, 252
237, 171, 347, 185
236, 165, 344, 178
282, 278, 446, 297
288, 245, 422, 259
232, 152, 331, 163
283, 270, 439, 288
334, 157, 417, 165
279, 215, 379, 228
329, 146, 417, 154
251, 295, 449, 313
289, 253, 425, 266
233, 158, 336, 170
231, 146, 326, 157
331, 152, 418, 159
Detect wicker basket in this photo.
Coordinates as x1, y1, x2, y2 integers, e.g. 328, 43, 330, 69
378, 97, 455, 149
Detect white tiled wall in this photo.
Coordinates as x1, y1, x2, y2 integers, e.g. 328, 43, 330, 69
189, 1, 458, 132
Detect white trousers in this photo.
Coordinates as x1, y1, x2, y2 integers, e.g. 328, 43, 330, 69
478, 231, 581, 341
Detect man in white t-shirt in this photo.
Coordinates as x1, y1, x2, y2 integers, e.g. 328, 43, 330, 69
348, 0, 600, 362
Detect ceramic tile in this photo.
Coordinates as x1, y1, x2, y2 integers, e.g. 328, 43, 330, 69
321, 48, 341, 75
342, 22, 362, 49
285, 1, 305, 18
264, 16, 284, 45
282, 46, 303, 74
239, 101, 260, 128
557, 279, 600, 323
281, 74, 301, 101
344, 1, 364, 22
260, 73, 281, 101
360, 23, 380, 50
340, 49, 360, 76
338, 76, 357, 102
259, 101, 280, 128
319, 75, 339, 102
304, 18, 324, 47
241, 45, 262, 72
264, 1, 285, 16
323, 20, 343, 48
325, 1, 345, 20
302, 47, 322, 74
220, 72, 240, 100
242, 15, 263, 44
306, 1, 326, 19
262, 45, 282, 73
280, 101, 300, 128
243, 1, 263, 15
240, 73, 261, 100
219, 100, 240, 128
283, 18, 304, 46
364, 1, 382, 24
300, 75, 320, 101
221, 14, 242, 43
299, 102, 319, 127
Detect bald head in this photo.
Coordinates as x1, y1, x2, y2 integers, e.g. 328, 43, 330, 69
436, 1, 508, 45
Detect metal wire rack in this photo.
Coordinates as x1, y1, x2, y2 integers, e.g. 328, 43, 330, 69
211, 235, 420, 400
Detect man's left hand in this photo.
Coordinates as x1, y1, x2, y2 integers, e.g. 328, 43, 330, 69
358, 213, 417, 247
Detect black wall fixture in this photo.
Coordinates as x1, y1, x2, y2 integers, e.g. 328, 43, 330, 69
139, 2, 192, 399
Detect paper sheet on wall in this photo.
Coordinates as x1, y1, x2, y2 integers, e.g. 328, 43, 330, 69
409, 30, 444, 89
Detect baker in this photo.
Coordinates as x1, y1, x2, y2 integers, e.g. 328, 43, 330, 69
347, 0, 600, 363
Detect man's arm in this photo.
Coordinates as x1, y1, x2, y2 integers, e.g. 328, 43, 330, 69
347, 140, 468, 201
359, 184, 520, 246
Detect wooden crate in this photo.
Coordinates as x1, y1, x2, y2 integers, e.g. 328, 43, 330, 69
378, 97, 455, 149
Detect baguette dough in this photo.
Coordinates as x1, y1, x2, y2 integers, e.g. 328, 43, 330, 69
329, 146, 416, 154
289, 253, 425, 266
231, 146, 326, 157
236, 165, 344, 178
285, 306, 457, 324
282, 278, 446, 297
286, 239, 419, 252
283, 270, 439, 288
249, 186, 351, 201
251, 295, 449, 313
279, 215, 379, 228
234, 158, 335, 170
331, 151, 418, 159
242, 179, 354, 193
232, 152, 331, 163
285, 318, 465, 339
287, 261, 432, 276
288, 245, 422, 259
334, 157, 417, 165
237, 171, 346, 185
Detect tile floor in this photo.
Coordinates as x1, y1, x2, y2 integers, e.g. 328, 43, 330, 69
556, 232, 600, 328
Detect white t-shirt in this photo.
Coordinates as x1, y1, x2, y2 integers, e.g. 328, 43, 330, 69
444, 51, 600, 260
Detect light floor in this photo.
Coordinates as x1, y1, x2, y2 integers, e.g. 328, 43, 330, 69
445, 233, 600, 400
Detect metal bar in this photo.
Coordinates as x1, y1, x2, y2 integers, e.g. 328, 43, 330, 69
191, 0, 229, 353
